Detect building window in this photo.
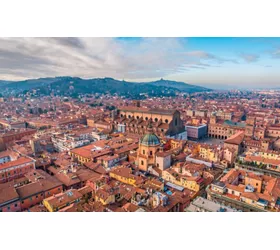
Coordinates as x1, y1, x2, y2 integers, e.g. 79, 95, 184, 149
29, 197, 32, 201
143, 150, 145, 154
14, 203, 18, 207
136, 116, 139, 119
141, 160, 144, 165
7, 206, 10, 210
150, 151, 153, 156
165, 119, 169, 123
155, 118, 158, 122
21, 201, 24, 204
145, 117, 148, 121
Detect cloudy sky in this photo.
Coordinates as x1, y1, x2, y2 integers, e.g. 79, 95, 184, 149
0, 37, 280, 88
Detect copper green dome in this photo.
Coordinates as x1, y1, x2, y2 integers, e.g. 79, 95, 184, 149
140, 122, 160, 146
140, 133, 160, 146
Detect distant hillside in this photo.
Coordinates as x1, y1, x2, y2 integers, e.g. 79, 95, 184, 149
0, 80, 14, 86
143, 79, 210, 92
1, 76, 211, 98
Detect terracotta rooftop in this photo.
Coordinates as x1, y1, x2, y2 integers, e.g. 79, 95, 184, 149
224, 131, 244, 145
0, 156, 34, 171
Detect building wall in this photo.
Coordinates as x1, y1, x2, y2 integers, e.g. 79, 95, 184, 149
266, 128, 280, 138
162, 171, 200, 192
0, 156, 10, 164
20, 186, 62, 211
0, 161, 35, 183
0, 200, 21, 212
119, 110, 173, 123
109, 172, 136, 186
0, 130, 36, 144
208, 124, 243, 139
224, 143, 240, 157
245, 177, 262, 193
137, 144, 159, 171
156, 155, 171, 171
118, 110, 185, 137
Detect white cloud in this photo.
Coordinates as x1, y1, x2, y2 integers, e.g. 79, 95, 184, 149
0, 37, 238, 81
240, 53, 259, 63
271, 49, 280, 58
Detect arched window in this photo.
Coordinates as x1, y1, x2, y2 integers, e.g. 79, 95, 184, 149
155, 118, 158, 122
145, 117, 148, 121
143, 150, 145, 154
136, 116, 139, 119
128, 115, 131, 118
165, 119, 169, 123
150, 151, 153, 156
141, 160, 144, 165
121, 114, 123, 117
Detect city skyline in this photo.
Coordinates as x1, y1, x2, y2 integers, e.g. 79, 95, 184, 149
0, 37, 280, 89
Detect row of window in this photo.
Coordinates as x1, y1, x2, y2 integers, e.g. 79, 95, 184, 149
1, 166, 33, 177
120, 114, 169, 123
21, 189, 60, 204
5, 203, 18, 210
142, 150, 153, 156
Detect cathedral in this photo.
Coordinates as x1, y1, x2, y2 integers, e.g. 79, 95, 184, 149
113, 104, 186, 139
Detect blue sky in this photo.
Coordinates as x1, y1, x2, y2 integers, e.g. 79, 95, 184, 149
0, 37, 279, 89
118, 37, 280, 89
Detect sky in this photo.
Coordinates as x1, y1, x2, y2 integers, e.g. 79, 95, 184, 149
0, 37, 280, 89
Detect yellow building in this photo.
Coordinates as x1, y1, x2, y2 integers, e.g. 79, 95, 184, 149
109, 167, 143, 187
162, 168, 203, 192
43, 190, 82, 212
95, 189, 115, 205
259, 151, 280, 160
69, 148, 91, 163
245, 173, 262, 193
199, 144, 220, 163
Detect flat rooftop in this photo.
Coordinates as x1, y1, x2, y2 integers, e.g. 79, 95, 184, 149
187, 196, 237, 212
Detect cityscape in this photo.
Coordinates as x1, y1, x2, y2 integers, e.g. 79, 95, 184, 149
1, 38, 280, 212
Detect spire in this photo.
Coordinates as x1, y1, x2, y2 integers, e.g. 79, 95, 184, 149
147, 119, 153, 133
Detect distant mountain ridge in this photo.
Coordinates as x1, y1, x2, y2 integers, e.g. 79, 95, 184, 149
1, 76, 211, 98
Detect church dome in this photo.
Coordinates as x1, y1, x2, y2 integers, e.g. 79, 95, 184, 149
140, 133, 160, 146
140, 122, 160, 146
